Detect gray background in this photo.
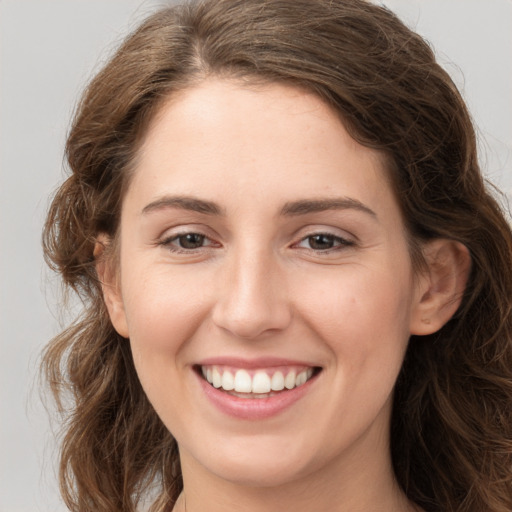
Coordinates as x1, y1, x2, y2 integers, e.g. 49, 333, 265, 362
1, 1, 511, 511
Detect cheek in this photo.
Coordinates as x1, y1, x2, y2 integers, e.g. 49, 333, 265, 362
119, 273, 212, 432
278, 266, 414, 465
122, 264, 211, 347
296, 266, 413, 345
120, 265, 213, 403
293, 263, 414, 409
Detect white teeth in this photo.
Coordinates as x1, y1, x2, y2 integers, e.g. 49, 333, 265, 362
295, 370, 307, 387
271, 371, 285, 391
234, 369, 252, 393
284, 370, 296, 390
252, 371, 271, 393
221, 370, 235, 391
201, 366, 315, 393
212, 367, 222, 388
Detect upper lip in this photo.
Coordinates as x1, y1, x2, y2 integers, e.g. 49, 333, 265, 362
196, 356, 319, 369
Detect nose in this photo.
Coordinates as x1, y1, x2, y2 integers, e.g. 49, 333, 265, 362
211, 248, 292, 339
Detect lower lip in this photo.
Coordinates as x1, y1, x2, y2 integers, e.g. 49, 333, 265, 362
197, 372, 318, 420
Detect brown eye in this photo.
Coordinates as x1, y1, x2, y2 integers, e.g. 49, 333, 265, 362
307, 234, 337, 250
176, 233, 206, 249
159, 231, 219, 254
296, 233, 354, 252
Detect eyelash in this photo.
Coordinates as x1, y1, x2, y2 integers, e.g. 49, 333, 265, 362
158, 231, 354, 254
158, 232, 218, 253
294, 233, 355, 252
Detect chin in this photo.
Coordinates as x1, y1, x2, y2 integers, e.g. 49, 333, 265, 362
207, 458, 310, 488
183, 432, 325, 489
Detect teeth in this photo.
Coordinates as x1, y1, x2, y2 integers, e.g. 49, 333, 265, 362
271, 371, 285, 391
202, 366, 315, 394
252, 371, 271, 393
212, 367, 222, 388
234, 369, 252, 393
284, 370, 296, 390
221, 370, 235, 391
295, 371, 306, 387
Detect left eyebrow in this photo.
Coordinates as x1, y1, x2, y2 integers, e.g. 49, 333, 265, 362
280, 197, 377, 219
141, 195, 224, 216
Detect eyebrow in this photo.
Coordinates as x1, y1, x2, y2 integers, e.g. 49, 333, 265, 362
141, 195, 377, 219
141, 196, 224, 216
281, 198, 377, 218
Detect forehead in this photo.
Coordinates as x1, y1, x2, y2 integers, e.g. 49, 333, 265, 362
127, 78, 395, 217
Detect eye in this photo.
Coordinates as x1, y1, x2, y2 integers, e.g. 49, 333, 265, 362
297, 233, 353, 251
159, 231, 218, 252
174, 233, 207, 249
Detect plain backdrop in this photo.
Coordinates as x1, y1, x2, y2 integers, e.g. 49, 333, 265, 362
1, 1, 511, 511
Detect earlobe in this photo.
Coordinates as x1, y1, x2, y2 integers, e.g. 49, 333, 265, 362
410, 239, 471, 336
94, 235, 129, 338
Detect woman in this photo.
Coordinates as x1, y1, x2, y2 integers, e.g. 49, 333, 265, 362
42, 0, 512, 511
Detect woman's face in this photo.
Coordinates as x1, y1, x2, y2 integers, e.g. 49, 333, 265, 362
107, 79, 427, 489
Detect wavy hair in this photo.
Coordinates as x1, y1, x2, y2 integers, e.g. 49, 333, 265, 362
42, 1, 512, 510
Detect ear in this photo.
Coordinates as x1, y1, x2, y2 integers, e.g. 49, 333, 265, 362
410, 239, 471, 336
94, 235, 129, 338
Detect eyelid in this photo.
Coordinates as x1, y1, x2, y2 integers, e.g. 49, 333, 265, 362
290, 225, 358, 255
155, 225, 221, 252
293, 225, 356, 242
154, 224, 356, 252
155, 222, 215, 240
296, 233, 354, 249
167, 233, 215, 246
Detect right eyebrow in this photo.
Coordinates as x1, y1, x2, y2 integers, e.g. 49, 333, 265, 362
280, 197, 377, 219
141, 195, 224, 216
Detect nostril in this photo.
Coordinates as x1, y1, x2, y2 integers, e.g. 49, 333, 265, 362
210, 272, 292, 339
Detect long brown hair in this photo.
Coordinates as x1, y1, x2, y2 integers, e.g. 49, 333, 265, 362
42, 1, 512, 510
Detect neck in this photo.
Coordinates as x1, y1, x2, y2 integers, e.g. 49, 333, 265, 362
173, 481, 416, 512
173, 437, 419, 512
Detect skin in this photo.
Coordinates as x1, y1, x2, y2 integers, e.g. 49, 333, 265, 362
100, 79, 469, 511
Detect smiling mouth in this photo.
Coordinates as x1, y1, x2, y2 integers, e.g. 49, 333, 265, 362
197, 365, 321, 399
